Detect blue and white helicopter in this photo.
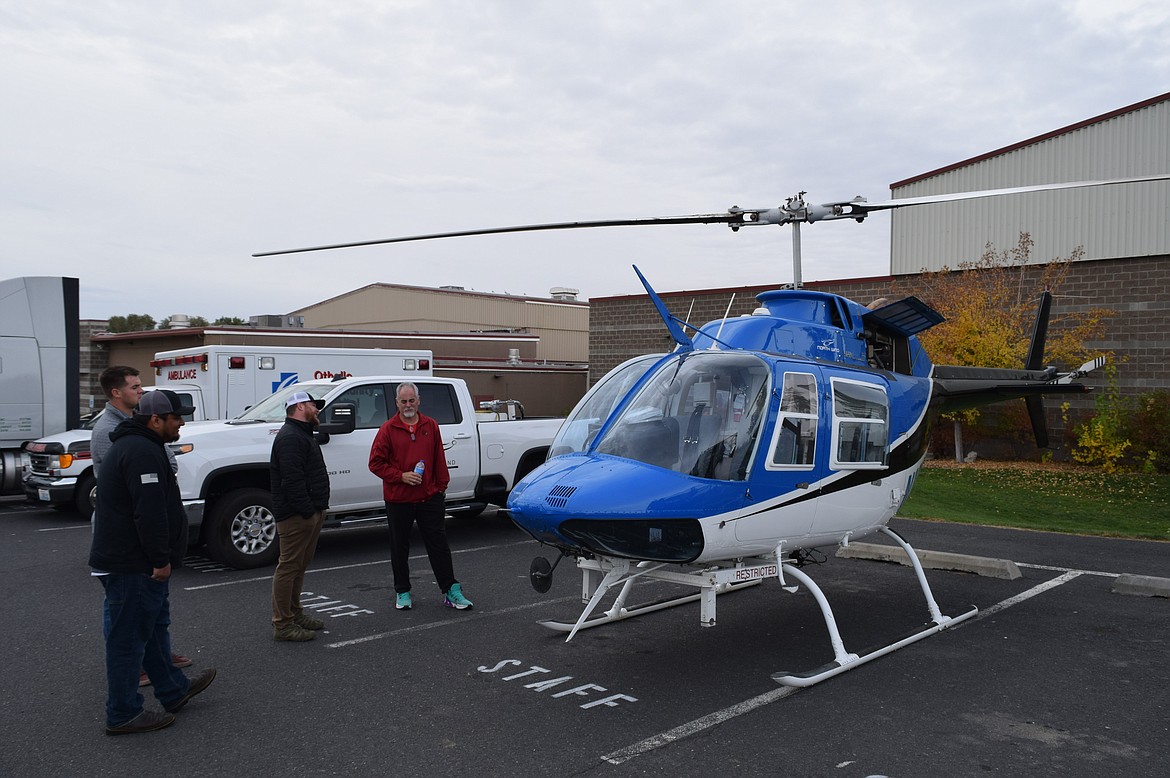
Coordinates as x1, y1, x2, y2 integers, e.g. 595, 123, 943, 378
258, 174, 1166, 686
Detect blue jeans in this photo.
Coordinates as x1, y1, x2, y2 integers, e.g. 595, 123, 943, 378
98, 574, 190, 726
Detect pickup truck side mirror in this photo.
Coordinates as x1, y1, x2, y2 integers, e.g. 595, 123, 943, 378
317, 402, 357, 440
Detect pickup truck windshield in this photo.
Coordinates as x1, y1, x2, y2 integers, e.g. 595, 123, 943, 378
593, 351, 771, 481
234, 383, 332, 423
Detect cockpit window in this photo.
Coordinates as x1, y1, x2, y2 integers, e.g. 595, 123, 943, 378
593, 352, 770, 481
548, 354, 663, 458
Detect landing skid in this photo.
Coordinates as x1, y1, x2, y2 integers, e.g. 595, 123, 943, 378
538, 527, 978, 687
537, 557, 769, 641
772, 528, 978, 687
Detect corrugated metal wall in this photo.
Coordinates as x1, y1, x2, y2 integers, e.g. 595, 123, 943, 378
891, 97, 1170, 274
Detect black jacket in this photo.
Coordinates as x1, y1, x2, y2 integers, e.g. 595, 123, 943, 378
269, 417, 330, 521
89, 419, 189, 573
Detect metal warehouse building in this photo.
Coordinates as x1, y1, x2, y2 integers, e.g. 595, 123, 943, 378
890, 93, 1169, 276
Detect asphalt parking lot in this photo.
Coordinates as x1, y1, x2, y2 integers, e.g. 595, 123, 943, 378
2, 496, 1167, 777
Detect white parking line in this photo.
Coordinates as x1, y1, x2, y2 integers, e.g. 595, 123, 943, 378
600, 567, 1091, 766
182, 539, 532, 591
1017, 562, 1119, 578
326, 595, 583, 648
602, 686, 802, 765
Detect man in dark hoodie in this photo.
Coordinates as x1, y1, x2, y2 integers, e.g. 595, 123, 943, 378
90, 389, 216, 735
269, 390, 330, 642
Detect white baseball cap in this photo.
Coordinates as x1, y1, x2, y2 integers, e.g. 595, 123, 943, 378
285, 391, 325, 409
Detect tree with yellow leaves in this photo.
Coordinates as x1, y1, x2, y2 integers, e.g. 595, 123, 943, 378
903, 233, 1113, 459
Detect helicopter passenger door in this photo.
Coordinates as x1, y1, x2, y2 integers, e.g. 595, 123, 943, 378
815, 376, 892, 534
736, 369, 820, 542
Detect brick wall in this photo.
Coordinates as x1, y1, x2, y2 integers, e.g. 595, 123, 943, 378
590, 255, 1170, 458
79, 320, 109, 416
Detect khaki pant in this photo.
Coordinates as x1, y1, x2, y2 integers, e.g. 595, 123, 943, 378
271, 511, 325, 628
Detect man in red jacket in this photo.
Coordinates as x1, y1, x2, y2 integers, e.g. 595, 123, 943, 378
368, 382, 473, 612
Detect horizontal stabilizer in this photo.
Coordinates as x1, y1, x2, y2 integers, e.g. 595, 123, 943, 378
933, 364, 1089, 412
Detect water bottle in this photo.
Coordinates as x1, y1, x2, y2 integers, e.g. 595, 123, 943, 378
413, 460, 425, 476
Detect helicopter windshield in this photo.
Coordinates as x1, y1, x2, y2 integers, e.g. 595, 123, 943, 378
594, 351, 771, 481
232, 383, 333, 423
548, 354, 664, 458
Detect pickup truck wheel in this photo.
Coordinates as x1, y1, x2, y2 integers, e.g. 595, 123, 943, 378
205, 488, 279, 569
74, 472, 97, 521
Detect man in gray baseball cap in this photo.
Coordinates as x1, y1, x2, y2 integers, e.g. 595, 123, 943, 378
135, 389, 197, 418
90, 386, 215, 734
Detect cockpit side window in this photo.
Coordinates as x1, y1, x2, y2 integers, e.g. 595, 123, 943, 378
767, 372, 817, 470
829, 378, 888, 469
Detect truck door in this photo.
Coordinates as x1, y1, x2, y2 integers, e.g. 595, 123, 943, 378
412, 382, 477, 501
320, 383, 391, 511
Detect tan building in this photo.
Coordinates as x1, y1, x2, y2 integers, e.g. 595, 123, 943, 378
291, 282, 589, 364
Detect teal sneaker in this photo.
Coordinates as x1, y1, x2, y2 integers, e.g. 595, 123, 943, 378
395, 592, 412, 610
444, 583, 473, 610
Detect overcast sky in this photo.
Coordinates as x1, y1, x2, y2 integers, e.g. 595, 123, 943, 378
2, 2, 1169, 322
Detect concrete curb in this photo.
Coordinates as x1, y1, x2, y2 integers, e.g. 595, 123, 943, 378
836, 542, 1022, 580
1112, 574, 1170, 599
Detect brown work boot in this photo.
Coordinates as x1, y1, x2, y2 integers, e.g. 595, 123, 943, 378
293, 613, 324, 630
105, 709, 175, 736
165, 668, 217, 714
273, 623, 315, 642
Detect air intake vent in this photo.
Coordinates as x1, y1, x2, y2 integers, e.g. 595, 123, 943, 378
545, 484, 577, 508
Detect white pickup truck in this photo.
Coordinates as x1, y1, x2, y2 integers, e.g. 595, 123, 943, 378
175, 375, 562, 568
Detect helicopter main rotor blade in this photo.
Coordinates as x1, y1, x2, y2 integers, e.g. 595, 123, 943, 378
253, 213, 738, 257
844, 173, 1170, 215
254, 172, 1170, 257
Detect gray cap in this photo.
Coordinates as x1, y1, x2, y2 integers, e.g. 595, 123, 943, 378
136, 389, 196, 417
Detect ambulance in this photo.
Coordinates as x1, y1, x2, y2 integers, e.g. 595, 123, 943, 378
150, 345, 432, 419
